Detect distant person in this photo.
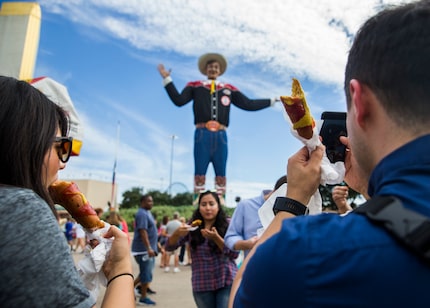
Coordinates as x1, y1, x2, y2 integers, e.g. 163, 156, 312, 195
136, 213, 160, 297
331, 185, 353, 214
131, 194, 158, 306
0, 76, 134, 307
230, 1, 430, 306
106, 210, 122, 228
118, 212, 130, 242
179, 216, 192, 266
106, 210, 130, 243
224, 176, 287, 258
158, 215, 169, 268
94, 207, 104, 218
64, 216, 76, 251
164, 211, 182, 273
74, 223, 86, 253
166, 190, 238, 308
158, 53, 278, 203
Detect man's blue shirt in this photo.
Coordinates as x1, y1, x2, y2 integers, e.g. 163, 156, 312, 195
225, 190, 271, 257
234, 135, 430, 307
368, 134, 430, 216
131, 207, 158, 254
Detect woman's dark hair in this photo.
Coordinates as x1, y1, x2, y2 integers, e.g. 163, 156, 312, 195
0, 76, 69, 216
162, 215, 169, 225
106, 211, 122, 226
189, 190, 229, 253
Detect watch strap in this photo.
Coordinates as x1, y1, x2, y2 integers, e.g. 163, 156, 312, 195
273, 197, 308, 216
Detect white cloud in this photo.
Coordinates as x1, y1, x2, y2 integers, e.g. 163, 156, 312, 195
40, 0, 408, 86
38, 0, 411, 205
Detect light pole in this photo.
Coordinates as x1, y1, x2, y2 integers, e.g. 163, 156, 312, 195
111, 121, 120, 209
169, 134, 178, 195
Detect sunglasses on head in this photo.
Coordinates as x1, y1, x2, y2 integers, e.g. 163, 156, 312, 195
54, 136, 73, 163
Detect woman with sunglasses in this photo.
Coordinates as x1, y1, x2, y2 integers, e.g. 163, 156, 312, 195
0, 76, 135, 307
166, 190, 239, 308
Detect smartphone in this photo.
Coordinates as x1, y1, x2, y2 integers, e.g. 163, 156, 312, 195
320, 111, 347, 163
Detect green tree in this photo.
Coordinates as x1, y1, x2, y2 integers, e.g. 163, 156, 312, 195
172, 192, 193, 206
118, 187, 237, 231
120, 187, 190, 208
120, 186, 143, 209
148, 189, 171, 205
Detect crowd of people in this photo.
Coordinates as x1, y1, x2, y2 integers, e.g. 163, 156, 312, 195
60, 207, 105, 253
129, 182, 354, 307
1, 1, 429, 307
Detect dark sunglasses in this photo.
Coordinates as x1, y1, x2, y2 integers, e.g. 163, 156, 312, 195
54, 136, 73, 163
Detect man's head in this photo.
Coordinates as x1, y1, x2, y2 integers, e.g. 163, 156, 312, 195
345, 1, 430, 132
344, 1, 430, 177
264, 175, 287, 201
94, 207, 104, 218
140, 194, 153, 210
198, 53, 227, 79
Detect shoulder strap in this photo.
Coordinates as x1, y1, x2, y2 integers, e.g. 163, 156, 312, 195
354, 196, 430, 264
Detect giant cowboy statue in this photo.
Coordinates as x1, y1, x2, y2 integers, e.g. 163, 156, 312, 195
158, 53, 277, 204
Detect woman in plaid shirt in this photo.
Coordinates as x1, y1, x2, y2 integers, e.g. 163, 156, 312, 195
166, 190, 239, 308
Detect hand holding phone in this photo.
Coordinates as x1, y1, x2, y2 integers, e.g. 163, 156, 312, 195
320, 112, 347, 163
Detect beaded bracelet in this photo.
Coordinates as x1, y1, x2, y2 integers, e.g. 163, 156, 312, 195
107, 273, 134, 287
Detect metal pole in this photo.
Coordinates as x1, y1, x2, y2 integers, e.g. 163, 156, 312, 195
169, 134, 177, 195
111, 121, 120, 208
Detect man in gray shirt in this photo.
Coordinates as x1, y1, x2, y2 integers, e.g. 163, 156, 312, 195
164, 212, 182, 273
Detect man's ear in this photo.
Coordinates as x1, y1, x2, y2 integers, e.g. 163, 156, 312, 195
349, 79, 371, 129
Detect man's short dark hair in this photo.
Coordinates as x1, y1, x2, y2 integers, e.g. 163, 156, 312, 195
140, 194, 150, 203
344, 1, 430, 131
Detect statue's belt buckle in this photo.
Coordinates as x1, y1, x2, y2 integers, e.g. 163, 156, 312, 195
205, 120, 221, 132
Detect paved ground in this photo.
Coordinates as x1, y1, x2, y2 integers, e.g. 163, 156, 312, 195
73, 250, 196, 307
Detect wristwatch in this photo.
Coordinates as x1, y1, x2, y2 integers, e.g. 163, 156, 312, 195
273, 197, 308, 216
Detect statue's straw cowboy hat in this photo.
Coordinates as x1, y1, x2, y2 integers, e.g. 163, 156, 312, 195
198, 53, 227, 76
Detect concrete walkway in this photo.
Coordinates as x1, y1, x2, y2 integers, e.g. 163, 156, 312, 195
73, 251, 196, 307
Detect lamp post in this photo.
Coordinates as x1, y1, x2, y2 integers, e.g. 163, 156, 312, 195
111, 121, 120, 209
169, 134, 178, 195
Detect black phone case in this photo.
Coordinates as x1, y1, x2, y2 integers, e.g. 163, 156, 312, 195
320, 112, 347, 163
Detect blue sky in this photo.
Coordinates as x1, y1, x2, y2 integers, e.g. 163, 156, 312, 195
1, 0, 407, 206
